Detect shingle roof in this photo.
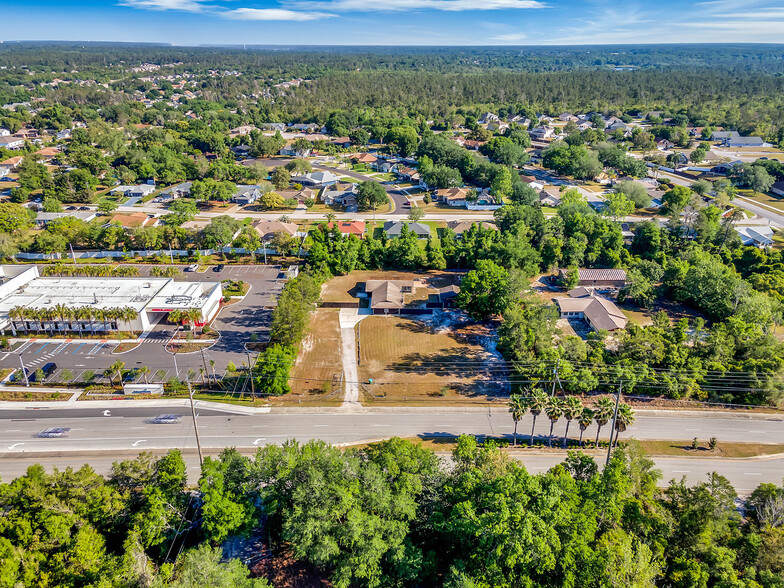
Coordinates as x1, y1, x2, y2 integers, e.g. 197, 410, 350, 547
577, 268, 627, 282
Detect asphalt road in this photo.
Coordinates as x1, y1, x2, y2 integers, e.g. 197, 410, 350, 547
0, 265, 283, 383
313, 163, 409, 215
657, 170, 784, 228
1, 408, 781, 455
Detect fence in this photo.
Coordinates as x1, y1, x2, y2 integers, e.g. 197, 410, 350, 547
15, 246, 281, 261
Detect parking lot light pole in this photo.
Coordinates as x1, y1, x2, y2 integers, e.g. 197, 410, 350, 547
186, 379, 204, 466
18, 354, 29, 387
246, 351, 256, 396
173, 352, 180, 379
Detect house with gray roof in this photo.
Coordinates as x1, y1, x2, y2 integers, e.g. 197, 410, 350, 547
383, 221, 431, 239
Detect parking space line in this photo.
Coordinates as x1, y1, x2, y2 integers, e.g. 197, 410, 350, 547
51, 341, 71, 354
72, 342, 87, 354
16, 339, 37, 353
34, 343, 50, 354
87, 342, 104, 355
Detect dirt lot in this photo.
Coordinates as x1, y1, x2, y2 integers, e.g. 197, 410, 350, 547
320, 270, 461, 304
357, 312, 508, 403
280, 309, 343, 405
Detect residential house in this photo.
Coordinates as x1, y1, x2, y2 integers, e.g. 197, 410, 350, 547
539, 186, 562, 207
331, 137, 351, 148
106, 212, 158, 228
0, 136, 24, 150
0, 128, 9, 136
554, 287, 628, 332
364, 279, 415, 314
463, 139, 485, 150
558, 268, 627, 288
437, 285, 460, 308
288, 123, 322, 133
229, 125, 257, 137
321, 182, 358, 212
159, 182, 192, 200
295, 171, 341, 186
0, 156, 23, 173
353, 153, 379, 166
656, 139, 674, 150
486, 121, 509, 132
519, 175, 545, 191
711, 130, 740, 142
576, 121, 593, 131
478, 112, 499, 125
327, 220, 365, 238
438, 187, 471, 207
711, 160, 743, 175
529, 126, 555, 141
373, 158, 398, 173
230, 144, 251, 158
383, 221, 431, 239
735, 225, 775, 248
260, 123, 286, 132
233, 185, 262, 206
559, 113, 579, 122
56, 129, 72, 140
725, 136, 769, 148
35, 210, 96, 227
250, 219, 299, 241
279, 142, 312, 157
446, 220, 497, 238
33, 147, 59, 160
771, 181, 784, 197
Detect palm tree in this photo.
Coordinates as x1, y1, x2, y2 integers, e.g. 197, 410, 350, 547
185, 308, 202, 335
561, 396, 583, 448
138, 366, 150, 384
108, 360, 125, 385
593, 397, 615, 448
120, 307, 138, 333
168, 309, 185, 338
612, 404, 635, 447
577, 408, 594, 447
325, 212, 336, 226
73, 307, 90, 335
8, 306, 23, 335
507, 394, 527, 447
528, 388, 548, 446
544, 397, 563, 448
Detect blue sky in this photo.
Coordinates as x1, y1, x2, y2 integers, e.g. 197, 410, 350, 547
5, 0, 784, 45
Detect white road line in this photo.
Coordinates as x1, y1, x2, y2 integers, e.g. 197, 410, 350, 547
672, 470, 691, 473
744, 472, 762, 476
313, 424, 330, 427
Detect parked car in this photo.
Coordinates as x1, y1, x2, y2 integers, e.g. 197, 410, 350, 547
213, 264, 224, 272
148, 414, 183, 424
29, 362, 57, 382
37, 427, 71, 438
185, 264, 199, 272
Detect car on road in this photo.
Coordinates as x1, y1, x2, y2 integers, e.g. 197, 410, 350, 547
147, 414, 183, 424
79, 206, 90, 210
185, 264, 199, 272
213, 264, 224, 272
37, 427, 71, 438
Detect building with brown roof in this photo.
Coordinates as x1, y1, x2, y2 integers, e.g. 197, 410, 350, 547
250, 220, 298, 241
446, 220, 497, 238
33, 147, 60, 159
353, 153, 378, 165
559, 268, 627, 288
554, 287, 627, 332
364, 279, 415, 314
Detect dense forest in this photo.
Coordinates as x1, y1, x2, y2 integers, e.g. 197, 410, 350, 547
2, 439, 783, 588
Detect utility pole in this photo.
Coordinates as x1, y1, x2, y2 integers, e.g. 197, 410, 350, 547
199, 346, 209, 383
173, 352, 179, 379
18, 354, 29, 387
606, 381, 622, 466
186, 379, 203, 466
246, 350, 255, 397
550, 358, 559, 396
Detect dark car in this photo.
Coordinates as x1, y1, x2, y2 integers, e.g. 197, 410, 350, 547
79, 206, 90, 211
29, 362, 57, 382
66, 206, 76, 210
37, 427, 71, 438
213, 264, 225, 272
148, 414, 183, 424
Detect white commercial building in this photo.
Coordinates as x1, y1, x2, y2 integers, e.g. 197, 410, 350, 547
0, 266, 222, 335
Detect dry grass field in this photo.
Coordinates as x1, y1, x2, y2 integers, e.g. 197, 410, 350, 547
357, 314, 507, 403
275, 309, 343, 405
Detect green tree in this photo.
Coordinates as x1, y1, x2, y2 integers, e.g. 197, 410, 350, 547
507, 394, 527, 446
456, 259, 510, 320
356, 180, 389, 211
270, 166, 291, 190
0, 203, 34, 234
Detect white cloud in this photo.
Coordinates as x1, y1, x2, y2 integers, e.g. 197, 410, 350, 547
222, 7, 336, 19
291, 0, 547, 12
491, 32, 527, 42
118, 0, 211, 11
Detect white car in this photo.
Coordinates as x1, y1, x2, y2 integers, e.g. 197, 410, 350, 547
185, 264, 199, 272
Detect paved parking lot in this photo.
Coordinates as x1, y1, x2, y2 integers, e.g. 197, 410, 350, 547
0, 264, 286, 384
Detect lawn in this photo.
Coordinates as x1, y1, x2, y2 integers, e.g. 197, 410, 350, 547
357, 314, 506, 403
736, 189, 784, 214
282, 308, 343, 404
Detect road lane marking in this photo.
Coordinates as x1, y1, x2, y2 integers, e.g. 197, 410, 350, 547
102, 410, 111, 416
130, 427, 147, 430
252, 438, 266, 445
7, 443, 24, 450
131, 440, 146, 447
744, 472, 762, 476
313, 424, 330, 427
672, 470, 691, 473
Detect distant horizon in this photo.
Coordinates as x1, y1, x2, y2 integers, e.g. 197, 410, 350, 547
2, 40, 784, 48
6, 0, 784, 46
